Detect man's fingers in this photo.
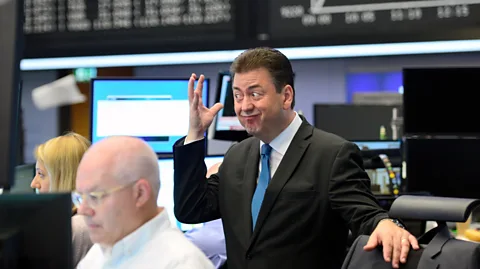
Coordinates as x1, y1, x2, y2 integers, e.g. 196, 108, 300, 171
194, 75, 205, 105
210, 103, 224, 116
409, 234, 420, 250
391, 236, 401, 268
363, 235, 379, 251
197, 74, 204, 89
188, 73, 197, 102
382, 236, 393, 263
400, 236, 411, 264
192, 91, 199, 109
195, 74, 204, 93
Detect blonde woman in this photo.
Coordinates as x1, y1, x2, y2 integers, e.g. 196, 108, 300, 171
30, 132, 93, 267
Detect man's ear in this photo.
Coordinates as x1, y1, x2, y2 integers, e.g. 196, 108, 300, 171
134, 179, 151, 207
282, 85, 294, 110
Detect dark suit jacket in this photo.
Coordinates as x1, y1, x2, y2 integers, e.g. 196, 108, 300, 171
173, 119, 389, 269
342, 224, 480, 269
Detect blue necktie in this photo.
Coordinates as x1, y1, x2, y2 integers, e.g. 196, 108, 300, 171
251, 144, 272, 230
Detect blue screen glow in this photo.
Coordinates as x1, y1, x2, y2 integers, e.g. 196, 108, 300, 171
346, 72, 403, 103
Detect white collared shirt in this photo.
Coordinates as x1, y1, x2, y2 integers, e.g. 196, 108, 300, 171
77, 209, 215, 269
259, 112, 303, 180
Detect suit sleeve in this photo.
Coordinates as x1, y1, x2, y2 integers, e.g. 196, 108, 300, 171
328, 142, 389, 238
173, 137, 221, 224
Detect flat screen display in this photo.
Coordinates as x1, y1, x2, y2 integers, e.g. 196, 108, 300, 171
405, 138, 480, 199
403, 68, 480, 136
24, 0, 236, 58
314, 104, 402, 141
366, 167, 402, 195
91, 78, 209, 154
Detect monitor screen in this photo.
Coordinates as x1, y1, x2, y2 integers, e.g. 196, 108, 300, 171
157, 155, 224, 231
403, 68, 480, 136
314, 104, 402, 141
91, 78, 209, 154
366, 167, 402, 196
210, 72, 249, 142
9, 164, 36, 194
0, 193, 73, 268
405, 138, 480, 199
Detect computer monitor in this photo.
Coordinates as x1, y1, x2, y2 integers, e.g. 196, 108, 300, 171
210, 72, 249, 142
9, 164, 36, 194
314, 104, 403, 141
366, 167, 402, 195
0, 0, 23, 189
91, 78, 209, 155
0, 193, 73, 269
357, 142, 403, 196
157, 155, 224, 231
403, 68, 480, 136
405, 138, 480, 199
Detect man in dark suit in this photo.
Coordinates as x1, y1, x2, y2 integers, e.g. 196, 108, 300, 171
173, 47, 419, 269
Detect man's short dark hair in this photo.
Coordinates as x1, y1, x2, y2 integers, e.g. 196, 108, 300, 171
230, 47, 296, 108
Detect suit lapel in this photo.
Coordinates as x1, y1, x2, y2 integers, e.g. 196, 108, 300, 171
248, 121, 313, 249
241, 139, 260, 241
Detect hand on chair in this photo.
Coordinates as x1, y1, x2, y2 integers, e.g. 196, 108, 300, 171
363, 219, 420, 268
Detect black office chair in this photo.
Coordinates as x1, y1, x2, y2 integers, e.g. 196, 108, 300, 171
342, 195, 480, 269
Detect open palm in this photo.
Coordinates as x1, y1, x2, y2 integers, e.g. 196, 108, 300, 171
188, 73, 224, 138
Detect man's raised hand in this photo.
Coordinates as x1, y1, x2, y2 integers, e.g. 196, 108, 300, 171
187, 73, 224, 141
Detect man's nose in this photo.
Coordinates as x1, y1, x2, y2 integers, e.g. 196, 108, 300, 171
241, 97, 254, 111
76, 199, 94, 216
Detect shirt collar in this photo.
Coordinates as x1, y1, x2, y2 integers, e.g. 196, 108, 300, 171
104, 208, 170, 260
260, 112, 303, 156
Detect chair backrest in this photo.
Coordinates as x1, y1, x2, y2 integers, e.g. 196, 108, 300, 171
342, 195, 480, 269
343, 223, 480, 269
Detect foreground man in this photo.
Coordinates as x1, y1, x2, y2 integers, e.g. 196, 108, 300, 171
74, 136, 214, 269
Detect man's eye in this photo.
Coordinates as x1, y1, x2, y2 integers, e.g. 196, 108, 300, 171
89, 195, 100, 202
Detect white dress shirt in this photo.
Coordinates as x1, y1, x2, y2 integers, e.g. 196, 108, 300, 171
77, 209, 215, 269
259, 112, 303, 180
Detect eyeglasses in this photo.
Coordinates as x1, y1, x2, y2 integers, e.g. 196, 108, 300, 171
72, 181, 137, 208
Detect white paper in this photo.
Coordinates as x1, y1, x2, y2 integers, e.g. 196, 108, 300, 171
32, 74, 86, 110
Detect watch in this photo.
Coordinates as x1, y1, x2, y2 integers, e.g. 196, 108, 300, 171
383, 218, 406, 229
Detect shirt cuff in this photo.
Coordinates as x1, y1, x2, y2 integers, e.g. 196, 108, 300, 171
184, 137, 205, 145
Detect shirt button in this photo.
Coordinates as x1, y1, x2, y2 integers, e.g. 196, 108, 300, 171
246, 254, 252, 260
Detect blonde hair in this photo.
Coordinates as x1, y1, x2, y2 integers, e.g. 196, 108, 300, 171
34, 132, 91, 193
